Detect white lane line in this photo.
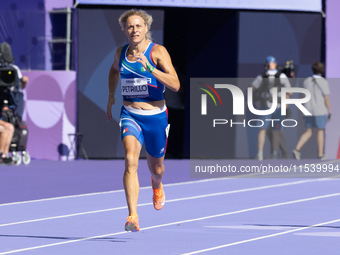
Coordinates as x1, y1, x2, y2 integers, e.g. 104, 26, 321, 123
0, 178, 225, 207
0, 206, 127, 228
203, 225, 296, 231
0, 230, 127, 255
295, 232, 340, 237
0, 179, 328, 228
2, 160, 339, 208
1, 192, 339, 255
182, 218, 340, 255
3, 159, 339, 208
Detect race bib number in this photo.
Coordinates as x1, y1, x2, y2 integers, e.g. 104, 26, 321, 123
121, 78, 149, 98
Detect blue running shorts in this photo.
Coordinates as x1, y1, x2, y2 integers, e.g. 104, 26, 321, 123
304, 115, 328, 129
119, 105, 169, 158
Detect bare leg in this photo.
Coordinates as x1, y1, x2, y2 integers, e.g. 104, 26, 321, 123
4, 124, 14, 154
272, 130, 280, 153
147, 152, 166, 210
258, 129, 266, 152
147, 153, 165, 189
267, 127, 273, 154
0, 123, 14, 155
122, 136, 141, 216
0, 131, 8, 153
296, 128, 312, 151
279, 130, 289, 158
317, 129, 325, 157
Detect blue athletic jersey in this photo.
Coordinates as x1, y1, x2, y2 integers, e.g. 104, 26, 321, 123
118, 42, 165, 102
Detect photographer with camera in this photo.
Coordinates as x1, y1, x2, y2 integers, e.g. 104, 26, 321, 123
252, 56, 292, 160
0, 42, 28, 118
0, 42, 28, 165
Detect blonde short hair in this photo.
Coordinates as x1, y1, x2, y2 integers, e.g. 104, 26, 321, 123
118, 9, 153, 41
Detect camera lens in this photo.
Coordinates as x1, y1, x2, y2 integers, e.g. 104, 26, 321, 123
0, 68, 16, 86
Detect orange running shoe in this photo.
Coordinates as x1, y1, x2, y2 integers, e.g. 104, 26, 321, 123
152, 177, 165, 210
125, 214, 140, 232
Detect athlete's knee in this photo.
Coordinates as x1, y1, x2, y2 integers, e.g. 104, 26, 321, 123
148, 161, 164, 176
125, 153, 139, 173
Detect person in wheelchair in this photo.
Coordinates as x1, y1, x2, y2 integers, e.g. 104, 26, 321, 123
0, 119, 14, 164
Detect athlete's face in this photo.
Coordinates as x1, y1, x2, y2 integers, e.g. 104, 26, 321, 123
125, 15, 148, 43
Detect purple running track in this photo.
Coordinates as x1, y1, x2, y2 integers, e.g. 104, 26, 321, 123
0, 159, 339, 254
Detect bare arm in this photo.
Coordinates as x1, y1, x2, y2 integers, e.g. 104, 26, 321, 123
135, 45, 180, 92
325, 95, 331, 119
251, 75, 262, 90
21, 76, 29, 89
107, 47, 122, 120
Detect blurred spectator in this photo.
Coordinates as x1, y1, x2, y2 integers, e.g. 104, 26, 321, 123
252, 56, 291, 160
292, 61, 331, 160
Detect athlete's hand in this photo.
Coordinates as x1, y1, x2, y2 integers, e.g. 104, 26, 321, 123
134, 53, 148, 69
106, 94, 116, 120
